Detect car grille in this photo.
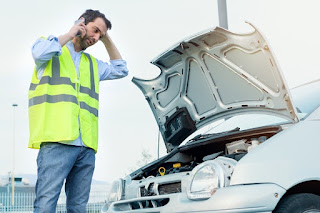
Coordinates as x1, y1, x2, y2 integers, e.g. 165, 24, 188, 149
112, 182, 181, 211
158, 182, 181, 195
140, 181, 181, 197
114, 198, 170, 211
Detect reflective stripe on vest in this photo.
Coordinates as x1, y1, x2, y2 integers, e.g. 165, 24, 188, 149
29, 94, 78, 106
29, 57, 76, 91
29, 55, 99, 112
80, 53, 99, 101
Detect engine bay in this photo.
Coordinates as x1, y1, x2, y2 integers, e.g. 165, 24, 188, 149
130, 125, 282, 180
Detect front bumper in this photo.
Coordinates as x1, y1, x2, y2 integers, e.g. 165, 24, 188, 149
102, 183, 286, 213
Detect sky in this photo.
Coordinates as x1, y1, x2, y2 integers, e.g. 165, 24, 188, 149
1, 0, 320, 184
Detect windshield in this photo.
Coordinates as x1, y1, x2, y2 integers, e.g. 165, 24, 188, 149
185, 80, 320, 142
290, 80, 320, 118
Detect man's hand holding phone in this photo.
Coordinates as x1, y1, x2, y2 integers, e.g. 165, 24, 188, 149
58, 17, 86, 47
74, 18, 86, 37
71, 17, 86, 38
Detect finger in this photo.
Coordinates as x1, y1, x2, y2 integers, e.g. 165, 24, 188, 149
81, 28, 87, 38
77, 27, 84, 37
74, 18, 84, 26
78, 22, 85, 27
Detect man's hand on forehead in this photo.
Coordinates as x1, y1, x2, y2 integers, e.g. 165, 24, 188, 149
100, 31, 110, 42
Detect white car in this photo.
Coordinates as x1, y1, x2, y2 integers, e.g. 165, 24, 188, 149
102, 23, 320, 213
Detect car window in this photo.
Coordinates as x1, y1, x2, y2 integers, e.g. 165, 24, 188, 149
291, 80, 320, 119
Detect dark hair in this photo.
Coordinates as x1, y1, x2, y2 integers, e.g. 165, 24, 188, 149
79, 9, 112, 30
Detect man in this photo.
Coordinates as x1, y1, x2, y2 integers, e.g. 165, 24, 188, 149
28, 9, 128, 212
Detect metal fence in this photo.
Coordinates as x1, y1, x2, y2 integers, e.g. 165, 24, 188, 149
0, 192, 108, 212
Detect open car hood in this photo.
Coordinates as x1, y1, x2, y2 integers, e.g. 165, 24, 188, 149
132, 23, 298, 153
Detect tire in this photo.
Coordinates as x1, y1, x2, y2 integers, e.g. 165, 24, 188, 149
273, 193, 320, 213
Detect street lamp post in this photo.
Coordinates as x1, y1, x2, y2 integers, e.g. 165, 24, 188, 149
218, 0, 228, 29
11, 104, 18, 206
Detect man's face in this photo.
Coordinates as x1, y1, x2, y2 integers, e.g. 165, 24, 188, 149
79, 17, 107, 50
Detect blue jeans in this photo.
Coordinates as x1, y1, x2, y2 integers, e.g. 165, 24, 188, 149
34, 142, 95, 213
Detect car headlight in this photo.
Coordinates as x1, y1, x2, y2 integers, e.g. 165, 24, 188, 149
187, 157, 236, 200
104, 178, 125, 209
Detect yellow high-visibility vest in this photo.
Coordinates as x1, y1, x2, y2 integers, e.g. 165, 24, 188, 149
28, 45, 100, 153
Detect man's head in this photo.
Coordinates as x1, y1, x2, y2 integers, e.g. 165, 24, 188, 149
76, 9, 112, 50
79, 9, 112, 30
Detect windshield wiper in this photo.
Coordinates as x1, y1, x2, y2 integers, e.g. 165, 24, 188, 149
187, 127, 240, 144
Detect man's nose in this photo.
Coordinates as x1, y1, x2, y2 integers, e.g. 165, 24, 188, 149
93, 34, 100, 42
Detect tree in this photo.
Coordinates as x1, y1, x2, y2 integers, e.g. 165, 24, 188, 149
127, 149, 155, 173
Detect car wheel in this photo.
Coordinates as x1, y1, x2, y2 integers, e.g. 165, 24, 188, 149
274, 193, 320, 213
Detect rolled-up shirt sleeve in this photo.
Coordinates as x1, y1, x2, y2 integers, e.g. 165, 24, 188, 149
98, 59, 129, 81
32, 35, 62, 72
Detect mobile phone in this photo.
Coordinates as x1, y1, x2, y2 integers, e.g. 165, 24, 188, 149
74, 18, 85, 37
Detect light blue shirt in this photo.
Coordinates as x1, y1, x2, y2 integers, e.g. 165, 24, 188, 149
32, 35, 129, 146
